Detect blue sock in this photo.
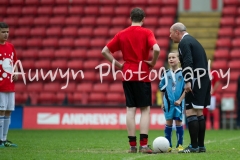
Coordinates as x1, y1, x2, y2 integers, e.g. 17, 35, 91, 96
164, 125, 172, 147
176, 125, 184, 147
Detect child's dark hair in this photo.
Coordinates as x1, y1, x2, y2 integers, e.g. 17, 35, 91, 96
0, 22, 9, 29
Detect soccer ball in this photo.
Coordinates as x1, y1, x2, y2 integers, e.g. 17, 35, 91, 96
152, 136, 170, 153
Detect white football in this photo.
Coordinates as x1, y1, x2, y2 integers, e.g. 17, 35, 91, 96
152, 136, 170, 153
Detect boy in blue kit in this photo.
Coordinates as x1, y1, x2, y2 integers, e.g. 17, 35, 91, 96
159, 52, 185, 152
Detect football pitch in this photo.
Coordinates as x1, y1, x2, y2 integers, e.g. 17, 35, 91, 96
1, 129, 240, 160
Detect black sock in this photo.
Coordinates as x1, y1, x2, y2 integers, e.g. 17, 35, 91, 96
210, 113, 214, 129
187, 115, 199, 148
198, 115, 206, 147
128, 136, 137, 147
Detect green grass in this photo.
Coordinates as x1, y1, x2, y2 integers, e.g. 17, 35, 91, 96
1, 129, 240, 160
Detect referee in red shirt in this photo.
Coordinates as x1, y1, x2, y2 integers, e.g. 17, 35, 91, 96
101, 8, 160, 154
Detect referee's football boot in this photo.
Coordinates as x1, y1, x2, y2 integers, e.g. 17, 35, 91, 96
178, 145, 199, 153
4, 140, 17, 147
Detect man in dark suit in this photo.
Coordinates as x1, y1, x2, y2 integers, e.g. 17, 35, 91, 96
169, 22, 211, 153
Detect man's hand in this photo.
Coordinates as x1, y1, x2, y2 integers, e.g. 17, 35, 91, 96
184, 82, 192, 93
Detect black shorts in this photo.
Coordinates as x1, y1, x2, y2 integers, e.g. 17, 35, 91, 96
185, 76, 211, 110
122, 81, 152, 107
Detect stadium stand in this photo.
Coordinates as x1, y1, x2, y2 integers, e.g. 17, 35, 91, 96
3, 0, 177, 105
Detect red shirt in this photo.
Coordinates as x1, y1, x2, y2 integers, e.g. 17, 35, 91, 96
0, 42, 18, 92
107, 26, 157, 82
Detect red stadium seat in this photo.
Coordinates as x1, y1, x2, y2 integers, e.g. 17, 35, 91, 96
26, 38, 42, 48
33, 17, 49, 26
42, 38, 59, 48
158, 17, 174, 27
232, 38, 240, 48
74, 38, 91, 48
54, 49, 71, 59
70, 49, 87, 59
15, 83, 27, 92
3, 17, 19, 27
25, 0, 39, 5
156, 38, 169, 50
112, 17, 128, 26
0, 7, 6, 16
144, 17, 158, 26
161, 7, 176, 16
83, 71, 98, 81
88, 93, 106, 103
84, 6, 99, 15
62, 27, 78, 37
81, 17, 96, 26
233, 28, 240, 37
96, 17, 112, 26
90, 38, 106, 48
35, 60, 51, 70
30, 27, 46, 37
38, 93, 57, 104
65, 16, 81, 26
216, 38, 231, 48
86, 49, 102, 59
18, 17, 34, 26
37, 6, 53, 15
109, 27, 124, 36
56, 92, 66, 105
223, 0, 239, 6
40, 0, 55, 5
93, 27, 109, 37
101, 0, 117, 5
145, 7, 161, 16
15, 92, 28, 104
228, 60, 239, 70
162, 0, 178, 6
22, 6, 38, 15
83, 60, 100, 70
87, 0, 99, 5
44, 83, 60, 92
93, 83, 109, 93
109, 83, 123, 93
67, 60, 83, 70
229, 71, 240, 81
24, 49, 38, 59
27, 83, 44, 92
224, 82, 237, 93
53, 6, 68, 15
99, 7, 114, 15
155, 28, 169, 37
46, 27, 62, 37
55, 0, 70, 5
230, 49, 240, 59
7, 7, 22, 16
59, 38, 74, 48
14, 27, 31, 37
11, 38, 27, 48
51, 59, 68, 70
214, 49, 229, 60
21, 59, 35, 70
71, 0, 86, 5
220, 17, 235, 27
218, 27, 233, 37
106, 93, 125, 104
70, 92, 84, 104
38, 49, 55, 59
154, 60, 164, 70
211, 60, 228, 71
49, 16, 65, 26
115, 7, 130, 15
147, 0, 162, 5
76, 83, 93, 92
222, 6, 237, 16
68, 6, 84, 15
0, 0, 9, 6
77, 27, 93, 37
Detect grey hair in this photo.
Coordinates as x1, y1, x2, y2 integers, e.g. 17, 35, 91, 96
172, 22, 186, 32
